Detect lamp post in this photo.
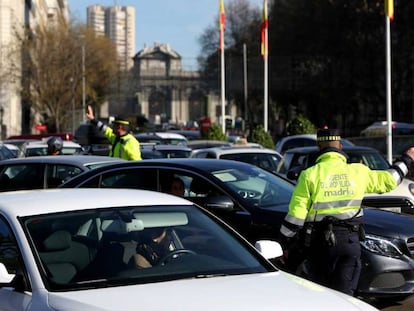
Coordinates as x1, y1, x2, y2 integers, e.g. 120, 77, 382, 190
0, 106, 4, 140
70, 77, 75, 134
82, 43, 86, 123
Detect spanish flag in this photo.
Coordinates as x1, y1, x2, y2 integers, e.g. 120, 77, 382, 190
385, 0, 394, 21
219, 0, 226, 50
261, 0, 268, 58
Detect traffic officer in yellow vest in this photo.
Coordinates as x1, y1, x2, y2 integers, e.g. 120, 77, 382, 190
278, 128, 414, 296
86, 105, 142, 161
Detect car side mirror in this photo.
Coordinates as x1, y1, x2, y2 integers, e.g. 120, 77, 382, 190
204, 195, 234, 211
254, 240, 283, 259
0, 263, 15, 286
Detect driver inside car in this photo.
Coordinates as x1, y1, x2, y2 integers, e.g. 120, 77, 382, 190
130, 227, 175, 268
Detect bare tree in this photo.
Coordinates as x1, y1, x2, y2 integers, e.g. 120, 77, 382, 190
198, 0, 260, 61
17, 21, 118, 132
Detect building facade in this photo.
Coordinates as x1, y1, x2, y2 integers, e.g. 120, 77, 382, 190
87, 5, 135, 70
0, 0, 69, 138
130, 43, 236, 129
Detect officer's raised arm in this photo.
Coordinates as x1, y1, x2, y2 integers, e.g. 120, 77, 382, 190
388, 147, 414, 184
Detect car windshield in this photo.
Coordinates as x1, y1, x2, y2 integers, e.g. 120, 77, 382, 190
346, 150, 390, 170
25, 146, 83, 157
0, 145, 14, 160
278, 148, 391, 175
22, 204, 271, 291
219, 153, 281, 174
210, 166, 293, 208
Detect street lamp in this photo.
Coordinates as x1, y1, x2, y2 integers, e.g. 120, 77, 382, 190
0, 106, 4, 140
82, 43, 86, 122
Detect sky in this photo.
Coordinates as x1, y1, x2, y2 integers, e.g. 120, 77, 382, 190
67, 0, 263, 70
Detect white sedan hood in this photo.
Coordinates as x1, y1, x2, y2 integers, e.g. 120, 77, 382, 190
48, 271, 377, 311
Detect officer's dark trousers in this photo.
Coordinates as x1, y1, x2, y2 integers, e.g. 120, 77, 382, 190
307, 230, 361, 296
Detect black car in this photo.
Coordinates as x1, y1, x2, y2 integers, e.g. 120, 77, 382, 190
0, 155, 124, 191
60, 158, 414, 301
278, 146, 414, 215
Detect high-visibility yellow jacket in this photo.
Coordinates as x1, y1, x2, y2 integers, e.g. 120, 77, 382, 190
103, 128, 142, 161
280, 150, 400, 244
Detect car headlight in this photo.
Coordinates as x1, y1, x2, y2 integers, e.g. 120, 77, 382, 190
360, 234, 403, 258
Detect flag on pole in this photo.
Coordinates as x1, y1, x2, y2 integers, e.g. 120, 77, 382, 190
385, 0, 394, 21
261, 0, 268, 58
219, 0, 226, 50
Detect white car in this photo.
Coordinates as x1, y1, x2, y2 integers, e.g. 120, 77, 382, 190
0, 189, 378, 311
190, 145, 282, 174
21, 140, 84, 157
134, 132, 188, 146
360, 121, 414, 137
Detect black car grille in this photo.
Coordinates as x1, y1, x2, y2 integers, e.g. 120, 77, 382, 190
407, 238, 414, 257
362, 197, 414, 215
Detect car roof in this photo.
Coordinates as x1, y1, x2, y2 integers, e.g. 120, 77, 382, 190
187, 140, 233, 149
278, 134, 317, 141
0, 155, 124, 166
0, 188, 191, 218
284, 145, 381, 154
141, 143, 192, 151
135, 132, 187, 139
24, 140, 82, 147
167, 130, 201, 140
276, 134, 354, 152
193, 146, 281, 155
61, 158, 263, 187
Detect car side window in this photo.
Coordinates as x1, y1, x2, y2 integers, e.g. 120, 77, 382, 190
46, 164, 83, 188
0, 216, 29, 290
192, 151, 209, 158
1, 164, 44, 191
156, 169, 220, 198
90, 168, 158, 191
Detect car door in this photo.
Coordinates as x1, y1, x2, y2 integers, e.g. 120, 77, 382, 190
0, 216, 32, 311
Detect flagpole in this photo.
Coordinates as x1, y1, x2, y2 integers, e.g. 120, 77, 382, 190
264, 29, 268, 132
221, 42, 226, 134
262, 0, 268, 132
219, 0, 226, 134
385, 15, 392, 163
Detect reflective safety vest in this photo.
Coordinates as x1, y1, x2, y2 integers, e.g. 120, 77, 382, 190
280, 151, 397, 240
104, 128, 142, 161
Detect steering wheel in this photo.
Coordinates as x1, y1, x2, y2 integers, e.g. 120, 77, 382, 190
158, 249, 197, 265
238, 190, 260, 199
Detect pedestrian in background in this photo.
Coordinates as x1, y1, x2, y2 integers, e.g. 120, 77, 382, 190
278, 128, 414, 296
86, 105, 141, 161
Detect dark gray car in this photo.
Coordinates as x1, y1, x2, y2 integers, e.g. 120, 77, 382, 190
0, 155, 124, 191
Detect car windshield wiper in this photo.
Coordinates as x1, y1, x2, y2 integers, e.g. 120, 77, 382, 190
75, 278, 109, 286
195, 273, 228, 279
